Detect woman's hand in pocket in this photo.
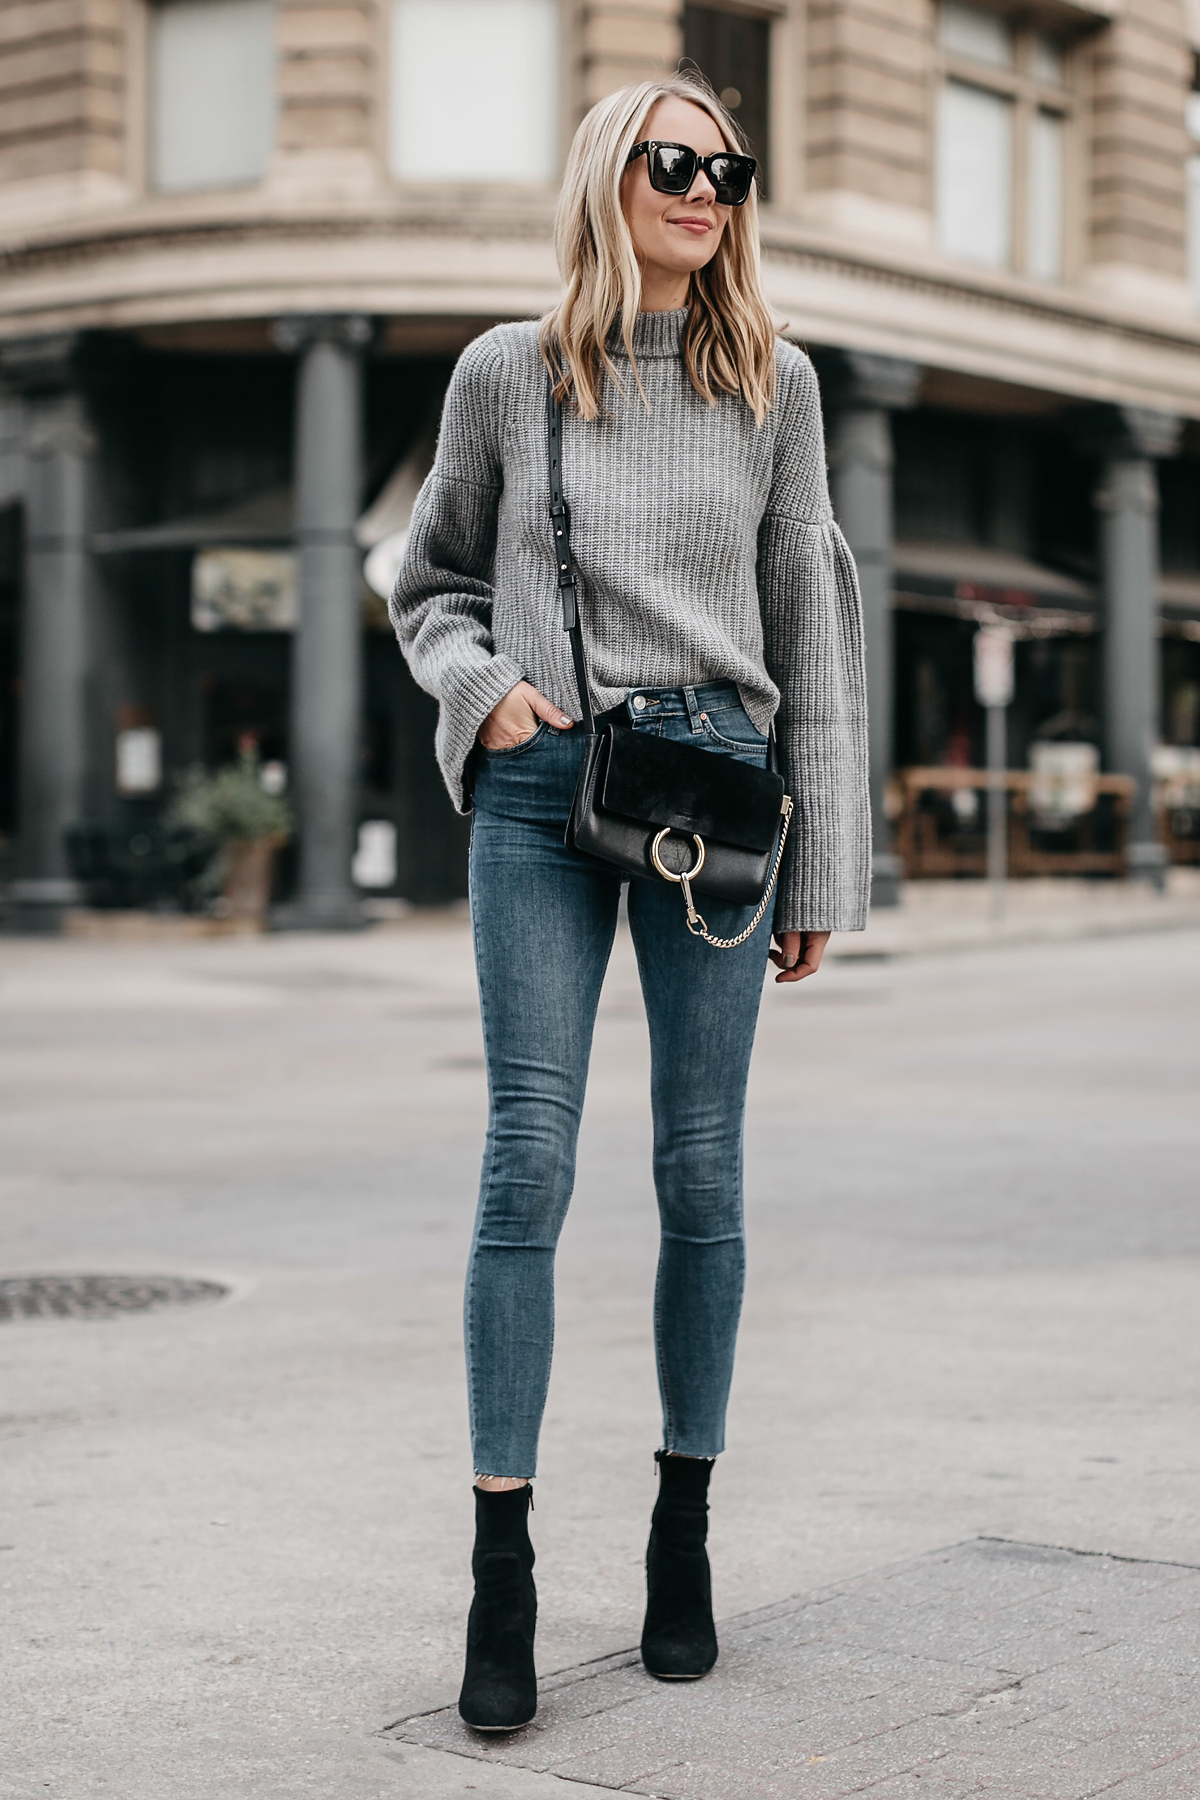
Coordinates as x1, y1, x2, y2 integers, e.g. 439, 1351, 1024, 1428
478, 681, 574, 750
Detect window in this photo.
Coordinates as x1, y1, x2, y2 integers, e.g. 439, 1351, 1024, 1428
938, 81, 1012, 267
149, 0, 274, 192
1188, 61, 1200, 307
1031, 34, 1063, 85
1028, 110, 1064, 281
683, 5, 771, 199
940, 2, 1011, 69
389, 0, 558, 183
935, 3, 1070, 281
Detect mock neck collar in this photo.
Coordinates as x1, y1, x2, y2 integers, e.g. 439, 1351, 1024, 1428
608, 307, 688, 359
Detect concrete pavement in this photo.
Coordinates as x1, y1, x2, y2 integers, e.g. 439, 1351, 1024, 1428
394, 1540, 1200, 1795
1, 912, 1198, 1796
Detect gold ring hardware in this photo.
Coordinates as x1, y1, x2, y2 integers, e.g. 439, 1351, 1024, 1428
650, 828, 706, 884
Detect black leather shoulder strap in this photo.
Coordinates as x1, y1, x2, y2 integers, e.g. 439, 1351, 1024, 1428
546, 373, 596, 735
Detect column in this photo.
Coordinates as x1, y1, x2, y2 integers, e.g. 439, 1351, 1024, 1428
0, 335, 96, 933
272, 314, 370, 928
824, 351, 920, 909
1090, 406, 1181, 885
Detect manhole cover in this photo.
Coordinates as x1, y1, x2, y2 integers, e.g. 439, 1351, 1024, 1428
0, 1275, 229, 1322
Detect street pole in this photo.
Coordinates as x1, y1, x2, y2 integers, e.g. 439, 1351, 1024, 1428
986, 699, 1007, 922
974, 625, 1014, 926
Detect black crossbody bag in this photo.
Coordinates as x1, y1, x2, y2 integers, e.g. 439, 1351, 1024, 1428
547, 378, 793, 950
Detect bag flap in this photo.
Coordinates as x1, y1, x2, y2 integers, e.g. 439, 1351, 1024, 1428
600, 725, 784, 853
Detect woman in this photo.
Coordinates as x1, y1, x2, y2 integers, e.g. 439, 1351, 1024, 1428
390, 75, 869, 1731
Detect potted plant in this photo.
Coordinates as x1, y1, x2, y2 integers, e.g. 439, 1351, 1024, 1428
167, 742, 292, 927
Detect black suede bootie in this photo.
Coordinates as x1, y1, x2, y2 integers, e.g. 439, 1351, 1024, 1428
640, 1452, 718, 1679
458, 1484, 537, 1731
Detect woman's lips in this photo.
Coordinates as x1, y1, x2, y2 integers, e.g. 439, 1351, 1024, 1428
668, 218, 713, 234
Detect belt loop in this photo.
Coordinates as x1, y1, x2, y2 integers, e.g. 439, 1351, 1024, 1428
683, 686, 702, 733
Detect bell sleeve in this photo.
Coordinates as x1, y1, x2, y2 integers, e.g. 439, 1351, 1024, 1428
758, 345, 872, 933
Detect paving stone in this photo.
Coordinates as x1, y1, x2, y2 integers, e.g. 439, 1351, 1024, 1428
1020, 1688, 1190, 1749
852, 1771, 993, 1800
620, 1761, 827, 1800
1022, 1720, 1200, 1800
386, 1539, 1200, 1799
1100, 1746, 1200, 1797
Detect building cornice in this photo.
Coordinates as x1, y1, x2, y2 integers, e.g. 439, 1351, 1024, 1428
1, 200, 1200, 416
0, 186, 559, 263
0, 196, 560, 281
759, 216, 1200, 357
758, 216, 1200, 419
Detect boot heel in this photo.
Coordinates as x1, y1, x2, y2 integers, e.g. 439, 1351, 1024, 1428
459, 1485, 538, 1731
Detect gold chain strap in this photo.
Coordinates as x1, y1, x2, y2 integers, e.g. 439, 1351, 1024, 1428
664, 796, 793, 951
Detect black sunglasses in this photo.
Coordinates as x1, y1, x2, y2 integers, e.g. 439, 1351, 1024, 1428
627, 140, 757, 207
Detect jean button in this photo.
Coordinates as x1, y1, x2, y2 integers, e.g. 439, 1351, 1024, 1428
632, 695, 647, 711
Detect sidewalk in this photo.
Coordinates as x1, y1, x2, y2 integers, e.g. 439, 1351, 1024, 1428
2, 910, 1198, 1798
839, 868, 1200, 960
49, 868, 1200, 959
395, 1540, 1200, 1797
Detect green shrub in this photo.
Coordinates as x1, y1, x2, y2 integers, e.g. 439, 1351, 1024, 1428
167, 750, 292, 844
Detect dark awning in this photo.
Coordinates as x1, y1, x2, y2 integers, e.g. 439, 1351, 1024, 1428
93, 486, 293, 553
1160, 572, 1200, 633
92, 429, 434, 557
893, 539, 1094, 605
892, 541, 1097, 635
894, 546, 1200, 635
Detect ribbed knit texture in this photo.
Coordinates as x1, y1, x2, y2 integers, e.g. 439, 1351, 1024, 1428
389, 309, 870, 932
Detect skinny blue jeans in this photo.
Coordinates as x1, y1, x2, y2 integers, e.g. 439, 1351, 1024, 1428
466, 681, 773, 1478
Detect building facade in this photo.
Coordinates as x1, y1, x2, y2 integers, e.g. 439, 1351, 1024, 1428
1, 0, 1199, 926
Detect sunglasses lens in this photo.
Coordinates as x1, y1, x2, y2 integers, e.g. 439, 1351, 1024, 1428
709, 155, 754, 204
650, 144, 696, 193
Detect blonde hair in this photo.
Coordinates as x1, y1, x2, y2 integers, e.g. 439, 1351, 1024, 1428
539, 75, 778, 425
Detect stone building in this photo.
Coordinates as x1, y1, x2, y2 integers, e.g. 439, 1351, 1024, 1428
1, 0, 1199, 926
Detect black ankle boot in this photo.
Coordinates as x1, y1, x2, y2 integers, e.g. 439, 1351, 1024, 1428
641, 1451, 718, 1680
458, 1484, 538, 1731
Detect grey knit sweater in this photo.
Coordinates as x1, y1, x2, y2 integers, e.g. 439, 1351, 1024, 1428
389, 307, 870, 932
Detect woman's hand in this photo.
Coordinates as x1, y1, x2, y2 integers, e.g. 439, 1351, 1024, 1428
478, 681, 574, 750
769, 930, 831, 985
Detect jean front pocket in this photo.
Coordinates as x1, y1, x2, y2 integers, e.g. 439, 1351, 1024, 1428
700, 706, 769, 757
481, 721, 550, 757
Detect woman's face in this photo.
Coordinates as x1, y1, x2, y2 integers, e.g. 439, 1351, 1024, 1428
620, 96, 732, 291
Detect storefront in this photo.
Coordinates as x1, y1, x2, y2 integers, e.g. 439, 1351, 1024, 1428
2, 330, 1199, 924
